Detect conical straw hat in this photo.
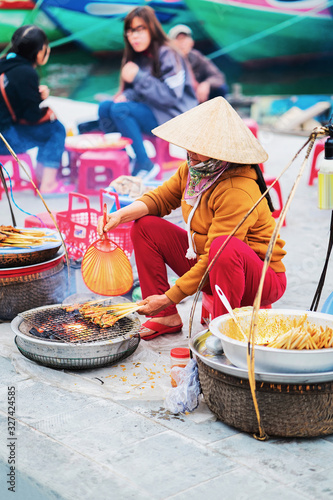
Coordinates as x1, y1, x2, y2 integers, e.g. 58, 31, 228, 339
152, 97, 268, 164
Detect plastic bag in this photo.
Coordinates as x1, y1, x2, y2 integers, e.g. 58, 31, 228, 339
164, 359, 201, 414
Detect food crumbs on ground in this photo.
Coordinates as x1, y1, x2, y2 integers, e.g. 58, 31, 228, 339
120, 364, 125, 367
122, 368, 126, 371
120, 376, 127, 382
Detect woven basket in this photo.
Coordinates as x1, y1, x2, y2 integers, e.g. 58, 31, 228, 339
0, 246, 61, 269
0, 260, 67, 321
197, 357, 333, 438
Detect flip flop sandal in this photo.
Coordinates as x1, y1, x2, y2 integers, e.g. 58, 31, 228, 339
140, 319, 183, 341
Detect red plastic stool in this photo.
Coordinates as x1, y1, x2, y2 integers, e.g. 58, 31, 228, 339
201, 291, 272, 326
143, 135, 185, 179
265, 177, 286, 226
24, 211, 58, 229
308, 139, 325, 186
0, 153, 37, 198
77, 149, 130, 196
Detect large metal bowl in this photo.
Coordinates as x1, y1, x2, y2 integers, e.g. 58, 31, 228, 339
209, 309, 333, 374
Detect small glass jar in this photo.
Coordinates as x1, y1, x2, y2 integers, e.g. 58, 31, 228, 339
170, 347, 191, 387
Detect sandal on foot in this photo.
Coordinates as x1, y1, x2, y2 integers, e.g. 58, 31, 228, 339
140, 320, 183, 341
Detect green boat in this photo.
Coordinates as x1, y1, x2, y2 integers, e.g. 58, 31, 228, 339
184, 0, 333, 64
0, 1, 63, 47
32, 0, 207, 53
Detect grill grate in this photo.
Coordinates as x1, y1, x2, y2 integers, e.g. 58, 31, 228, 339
19, 305, 139, 344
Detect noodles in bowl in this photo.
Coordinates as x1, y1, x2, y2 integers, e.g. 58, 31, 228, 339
209, 309, 333, 374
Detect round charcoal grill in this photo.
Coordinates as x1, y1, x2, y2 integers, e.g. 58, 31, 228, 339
11, 301, 141, 370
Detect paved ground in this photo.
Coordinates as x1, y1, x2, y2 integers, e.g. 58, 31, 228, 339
1, 102, 333, 499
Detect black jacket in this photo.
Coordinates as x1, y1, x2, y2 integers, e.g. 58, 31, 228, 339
0, 54, 47, 129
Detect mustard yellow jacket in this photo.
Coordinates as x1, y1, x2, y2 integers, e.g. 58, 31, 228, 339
139, 162, 286, 304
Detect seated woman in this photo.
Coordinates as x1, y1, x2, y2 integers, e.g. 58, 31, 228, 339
97, 97, 287, 340
98, 6, 197, 181
0, 25, 70, 195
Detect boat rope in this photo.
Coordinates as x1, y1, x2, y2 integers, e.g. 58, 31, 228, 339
207, 0, 333, 61
49, 16, 126, 49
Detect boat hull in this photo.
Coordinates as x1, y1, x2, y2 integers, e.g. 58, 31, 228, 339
0, 7, 63, 46
185, 0, 333, 63
36, 0, 206, 53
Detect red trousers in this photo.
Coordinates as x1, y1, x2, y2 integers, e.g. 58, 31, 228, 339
131, 216, 286, 318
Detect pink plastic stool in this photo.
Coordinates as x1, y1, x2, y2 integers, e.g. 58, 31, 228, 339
243, 118, 259, 138
201, 291, 272, 326
265, 177, 286, 226
0, 153, 37, 198
143, 135, 185, 179
308, 139, 325, 186
77, 149, 130, 196
24, 211, 58, 229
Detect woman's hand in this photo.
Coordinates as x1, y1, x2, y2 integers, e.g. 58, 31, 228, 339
97, 211, 122, 238
196, 81, 210, 103
113, 94, 128, 103
136, 294, 173, 316
39, 85, 50, 101
97, 201, 149, 238
121, 62, 139, 83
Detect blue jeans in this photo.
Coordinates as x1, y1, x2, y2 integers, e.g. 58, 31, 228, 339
0, 120, 66, 169
98, 101, 158, 165
209, 84, 229, 99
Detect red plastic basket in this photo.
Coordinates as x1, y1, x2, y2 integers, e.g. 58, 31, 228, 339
56, 192, 133, 260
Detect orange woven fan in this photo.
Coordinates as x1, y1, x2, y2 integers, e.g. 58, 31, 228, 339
81, 204, 133, 296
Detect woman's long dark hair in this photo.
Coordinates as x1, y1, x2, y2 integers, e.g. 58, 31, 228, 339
10, 25, 48, 64
122, 6, 169, 77
253, 164, 275, 213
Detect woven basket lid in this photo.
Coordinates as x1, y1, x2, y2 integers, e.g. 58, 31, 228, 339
152, 97, 268, 164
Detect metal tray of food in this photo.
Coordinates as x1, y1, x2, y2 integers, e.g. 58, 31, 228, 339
0, 228, 62, 268
190, 329, 333, 384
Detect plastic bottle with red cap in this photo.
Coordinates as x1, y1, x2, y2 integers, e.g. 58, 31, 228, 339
170, 347, 191, 387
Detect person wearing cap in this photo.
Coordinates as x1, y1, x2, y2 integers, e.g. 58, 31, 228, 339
168, 24, 229, 103
97, 7, 197, 181
97, 97, 287, 340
